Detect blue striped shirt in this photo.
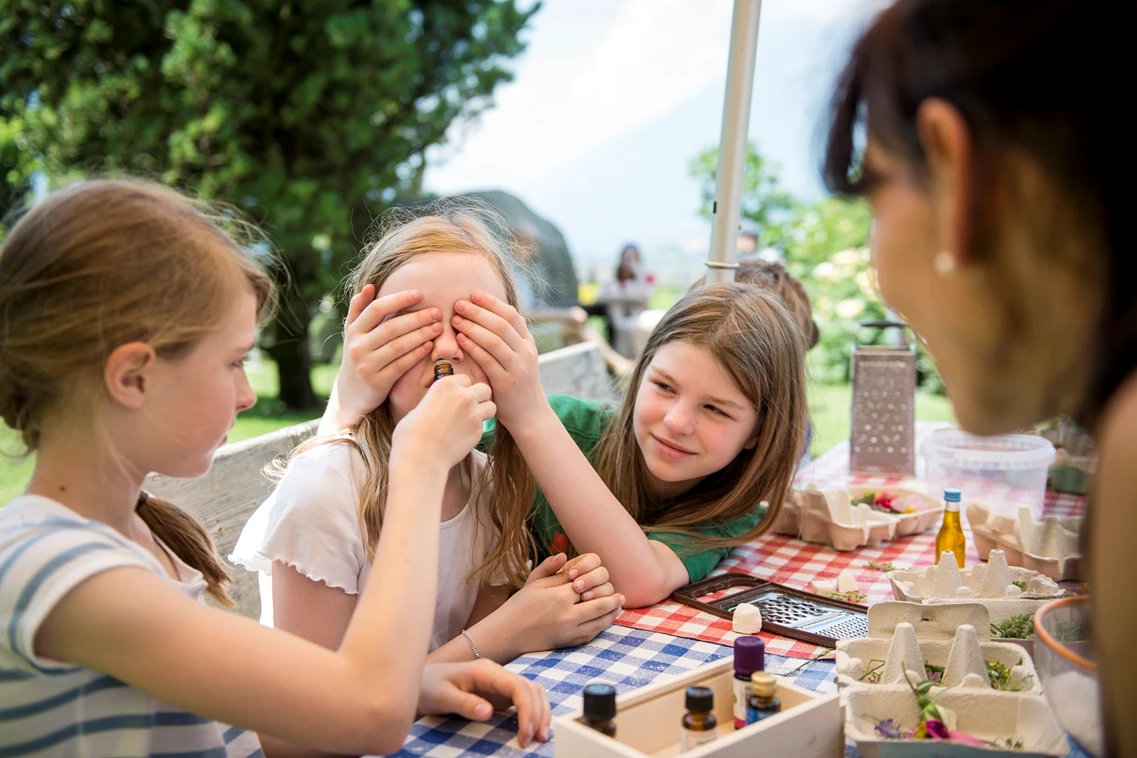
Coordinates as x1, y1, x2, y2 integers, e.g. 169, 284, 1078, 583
0, 495, 262, 757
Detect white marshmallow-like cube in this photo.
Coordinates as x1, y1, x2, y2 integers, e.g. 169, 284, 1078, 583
837, 569, 859, 594
732, 602, 763, 634
811, 579, 837, 595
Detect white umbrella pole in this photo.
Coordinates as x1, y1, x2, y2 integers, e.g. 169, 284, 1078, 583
706, 0, 763, 285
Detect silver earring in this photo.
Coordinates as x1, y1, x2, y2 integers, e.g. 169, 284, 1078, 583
934, 251, 956, 277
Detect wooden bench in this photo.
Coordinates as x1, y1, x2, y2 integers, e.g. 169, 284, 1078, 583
144, 341, 613, 619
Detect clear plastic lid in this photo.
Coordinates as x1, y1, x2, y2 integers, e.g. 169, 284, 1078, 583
920, 429, 1055, 471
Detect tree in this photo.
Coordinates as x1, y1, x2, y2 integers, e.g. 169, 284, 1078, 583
0, 0, 537, 408
689, 140, 797, 251
0, 115, 32, 230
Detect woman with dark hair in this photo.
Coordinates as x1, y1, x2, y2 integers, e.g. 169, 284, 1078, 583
824, 0, 1132, 752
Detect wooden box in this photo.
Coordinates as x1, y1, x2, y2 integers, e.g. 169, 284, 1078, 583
553, 659, 843, 757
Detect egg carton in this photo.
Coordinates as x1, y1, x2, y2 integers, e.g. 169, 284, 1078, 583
967, 503, 1084, 582
886, 550, 1064, 623
835, 602, 1040, 694
845, 686, 1069, 757
770, 485, 943, 552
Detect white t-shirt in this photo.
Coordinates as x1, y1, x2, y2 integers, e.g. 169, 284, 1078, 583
0, 495, 263, 758
230, 443, 503, 652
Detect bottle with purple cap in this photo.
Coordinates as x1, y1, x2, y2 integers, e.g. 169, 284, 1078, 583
731, 635, 765, 728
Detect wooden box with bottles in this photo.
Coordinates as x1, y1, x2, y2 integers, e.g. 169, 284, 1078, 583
552, 658, 842, 758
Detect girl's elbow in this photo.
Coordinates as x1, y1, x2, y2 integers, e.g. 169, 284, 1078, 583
348, 697, 416, 755
620, 579, 673, 609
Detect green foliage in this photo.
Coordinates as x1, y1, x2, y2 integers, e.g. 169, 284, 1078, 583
689, 140, 796, 249
0, 115, 32, 230
692, 142, 944, 392
0, 0, 536, 407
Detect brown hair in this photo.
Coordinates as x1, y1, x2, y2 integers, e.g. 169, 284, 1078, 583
592, 283, 807, 554
691, 261, 819, 349
286, 204, 536, 588
822, 0, 1132, 430
0, 179, 275, 604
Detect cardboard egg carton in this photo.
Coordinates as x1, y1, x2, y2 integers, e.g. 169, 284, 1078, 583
967, 503, 1084, 582
887, 550, 1064, 623
835, 602, 1040, 694
770, 485, 943, 552
844, 686, 1069, 757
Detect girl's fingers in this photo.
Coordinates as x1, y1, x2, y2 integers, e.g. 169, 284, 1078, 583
529, 553, 568, 583
471, 291, 532, 341
536, 680, 552, 742
344, 284, 376, 329
581, 606, 625, 638
580, 582, 615, 602
564, 553, 601, 580
372, 341, 434, 384
571, 593, 625, 624
453, 316, 513, 370
572, 565, 609, 594
351, 288, 426, 335
357, 309, 442, 353
475, 400, 498, 423
455, 329, 507, 379
359, 322, 441, 369
454, 298, 529, 354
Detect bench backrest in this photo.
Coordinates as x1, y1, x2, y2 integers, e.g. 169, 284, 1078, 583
143, 341, 612, 619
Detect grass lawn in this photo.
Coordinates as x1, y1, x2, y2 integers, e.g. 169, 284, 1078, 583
0, 354, 955, 503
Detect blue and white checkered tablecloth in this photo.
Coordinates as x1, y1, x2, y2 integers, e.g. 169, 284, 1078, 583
389, 624, 836, 757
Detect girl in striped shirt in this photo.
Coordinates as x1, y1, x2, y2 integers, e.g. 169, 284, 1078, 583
0, 179, 548, 757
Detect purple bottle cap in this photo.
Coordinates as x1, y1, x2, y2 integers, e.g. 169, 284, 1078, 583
733, 635, 765, 675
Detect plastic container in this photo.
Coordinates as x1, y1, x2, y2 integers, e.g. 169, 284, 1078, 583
1034, 596, 1101, 757
921, 429, 1055, 520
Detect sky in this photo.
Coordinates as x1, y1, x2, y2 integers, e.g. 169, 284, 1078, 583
424, 0, 889, 265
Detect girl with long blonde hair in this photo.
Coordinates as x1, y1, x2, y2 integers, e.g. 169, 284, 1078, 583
0, 180, 548, 758
232, 206, 622, 742
328, 280, 807, 609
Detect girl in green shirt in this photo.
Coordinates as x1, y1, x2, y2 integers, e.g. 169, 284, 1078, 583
325, 282, 807, 608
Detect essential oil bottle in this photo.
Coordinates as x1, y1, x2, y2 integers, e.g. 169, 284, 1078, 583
745, 672, 781, 724
679, 686, 717, 752
582, 682, 617, 737
935, 488, 966, 568
434, 359, 454, 381
731, 636, 765, 728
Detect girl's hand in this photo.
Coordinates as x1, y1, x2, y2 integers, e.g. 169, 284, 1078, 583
418, 661, 550, 748
559, 552, 617, 602
392, 374, 496, 469
326, 284, 444, 430
451, 291, 545, 431
486, 554, 624, 655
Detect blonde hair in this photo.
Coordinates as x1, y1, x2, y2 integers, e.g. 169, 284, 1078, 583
0, 179, 275, 605
287, 204, 536, 588
691, 261, 819, 349
593, 283, 807, 554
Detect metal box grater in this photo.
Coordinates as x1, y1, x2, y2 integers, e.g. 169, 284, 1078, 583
671, 575, 869, 648
849, 320, 917, 476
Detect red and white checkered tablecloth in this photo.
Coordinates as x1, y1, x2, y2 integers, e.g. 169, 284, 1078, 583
615, 425, 1086, 659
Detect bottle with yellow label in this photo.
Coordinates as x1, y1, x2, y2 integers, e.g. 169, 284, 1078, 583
935, 488, 966, 568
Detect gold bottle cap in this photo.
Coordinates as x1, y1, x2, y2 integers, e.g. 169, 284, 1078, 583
750, 671, 777, 696
433, 360, 454, 381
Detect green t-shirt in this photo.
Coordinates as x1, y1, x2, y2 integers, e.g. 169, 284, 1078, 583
480, 395, 768, 584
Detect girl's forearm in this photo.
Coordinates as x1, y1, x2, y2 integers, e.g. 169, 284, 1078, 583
339, 448, 446, 716
508, 405, 676, 606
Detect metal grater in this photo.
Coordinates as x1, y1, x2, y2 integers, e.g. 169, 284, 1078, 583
671, 575, 869, 648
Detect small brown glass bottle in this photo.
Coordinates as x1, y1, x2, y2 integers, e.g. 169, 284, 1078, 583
582, 682, 617, 738
433, 359, 454, 381
679, 686, 717, 752
745, 672, 781, 725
